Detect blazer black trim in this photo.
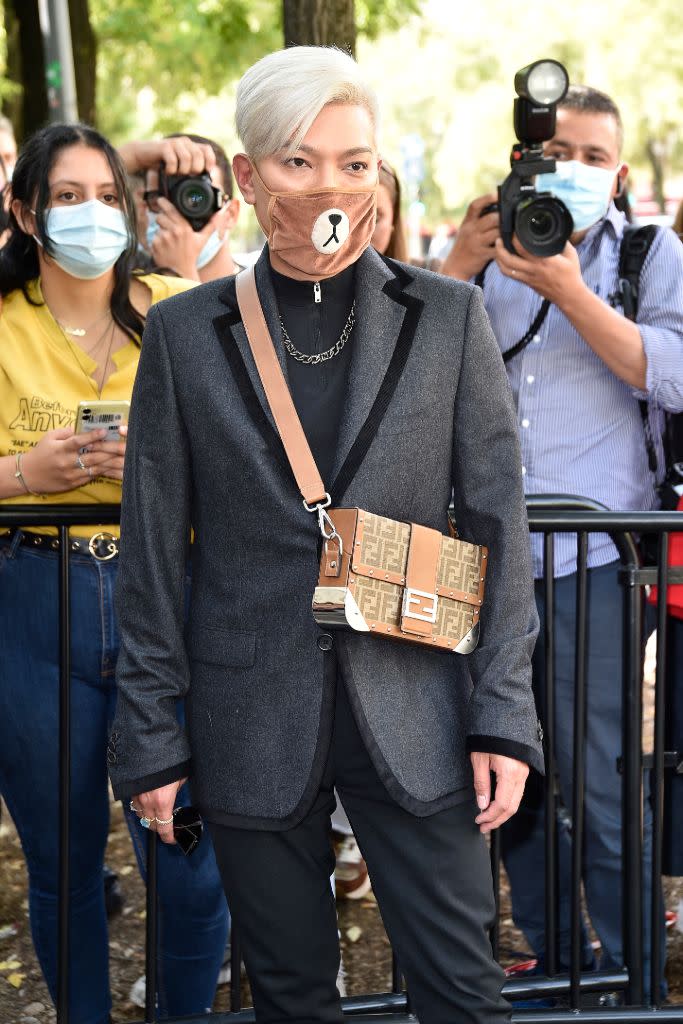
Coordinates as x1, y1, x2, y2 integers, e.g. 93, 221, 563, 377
329, 257, 424, 503
111, 759, 192, 802
214, 258, 424, 508
466, 734, 542, 771
212, 308, 294, 490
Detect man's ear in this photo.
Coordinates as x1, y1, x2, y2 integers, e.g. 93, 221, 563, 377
232, 154, 256, 205
614, 162, 629, 198
11, 198, 35, 236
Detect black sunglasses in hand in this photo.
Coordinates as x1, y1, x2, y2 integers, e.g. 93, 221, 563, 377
172, 805, 203, 857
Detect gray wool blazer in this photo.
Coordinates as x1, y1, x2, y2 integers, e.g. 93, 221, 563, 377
108, 246, 543, 829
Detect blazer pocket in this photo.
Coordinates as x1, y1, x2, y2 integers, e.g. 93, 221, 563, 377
187, 625, 256, 668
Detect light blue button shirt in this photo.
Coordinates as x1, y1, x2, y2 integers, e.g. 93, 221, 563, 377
479, 204, 683, 577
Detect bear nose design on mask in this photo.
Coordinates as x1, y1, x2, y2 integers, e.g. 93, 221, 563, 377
324, 213, 343, 246
311, 208, 350, 255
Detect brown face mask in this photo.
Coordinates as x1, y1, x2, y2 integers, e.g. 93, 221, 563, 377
251, 165, 377, 281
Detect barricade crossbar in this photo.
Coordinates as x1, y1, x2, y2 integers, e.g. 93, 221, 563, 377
1, 498, 682, 1023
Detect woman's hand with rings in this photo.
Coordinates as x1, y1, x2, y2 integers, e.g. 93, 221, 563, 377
130, 778, 187, 845
19, 427, 115, 494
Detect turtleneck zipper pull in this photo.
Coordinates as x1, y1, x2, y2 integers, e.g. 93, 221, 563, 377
313, 281, 321, 303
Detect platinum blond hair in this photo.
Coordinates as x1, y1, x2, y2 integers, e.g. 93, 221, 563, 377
235, 46, 380, 160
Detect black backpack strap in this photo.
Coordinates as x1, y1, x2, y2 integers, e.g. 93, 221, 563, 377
616, 225, 659, 473
617, 224, 658, 320
475, 260, 551, 365
474, 261, 491, 291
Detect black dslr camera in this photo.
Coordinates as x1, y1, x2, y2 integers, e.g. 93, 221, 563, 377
154, 165, 224, 231
492, 59, 574, 257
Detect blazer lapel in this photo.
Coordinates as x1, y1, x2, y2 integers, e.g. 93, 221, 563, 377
212, 245, 425, 506
329, 249, 424, 502
213, 246, 289, 436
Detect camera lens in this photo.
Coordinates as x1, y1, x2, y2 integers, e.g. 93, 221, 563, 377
515, 193, 573, 257
175, 178, 213, 218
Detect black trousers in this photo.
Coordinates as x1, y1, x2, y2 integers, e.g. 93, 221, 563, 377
209, 664, 509, 1024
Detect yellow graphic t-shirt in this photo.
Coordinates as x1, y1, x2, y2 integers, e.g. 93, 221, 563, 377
0, 274, 195, 538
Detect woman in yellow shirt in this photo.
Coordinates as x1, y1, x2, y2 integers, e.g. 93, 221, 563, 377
0, 123, 228, 1023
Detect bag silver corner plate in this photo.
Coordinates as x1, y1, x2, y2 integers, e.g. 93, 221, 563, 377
454, 621, 480, 654
312, 587, 370, 632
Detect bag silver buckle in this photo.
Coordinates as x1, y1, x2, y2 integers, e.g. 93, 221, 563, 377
402, 587, 438, 624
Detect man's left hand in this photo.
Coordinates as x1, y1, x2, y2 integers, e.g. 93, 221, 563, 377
471, 751, 529, 834
494, 235, 585, 309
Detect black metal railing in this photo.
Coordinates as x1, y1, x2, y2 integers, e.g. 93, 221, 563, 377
1, 498, 683, 1024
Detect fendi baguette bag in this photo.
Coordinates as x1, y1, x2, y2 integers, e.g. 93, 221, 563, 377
235, 266, 488, 654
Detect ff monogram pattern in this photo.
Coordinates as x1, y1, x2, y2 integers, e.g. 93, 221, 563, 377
351, 512, 485, 647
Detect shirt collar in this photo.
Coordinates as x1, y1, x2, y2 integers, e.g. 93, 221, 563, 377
269, 260, 356, 308
577, 201, 626, 251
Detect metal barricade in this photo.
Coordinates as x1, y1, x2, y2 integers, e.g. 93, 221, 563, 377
1, 498, 683, 1024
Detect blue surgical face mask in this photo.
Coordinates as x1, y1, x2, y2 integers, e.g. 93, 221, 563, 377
196, 229, 226, 269
146, 211, 226, 270
146, 210, 160, 251
536, 160, 620, 233
37, 199, 130, 279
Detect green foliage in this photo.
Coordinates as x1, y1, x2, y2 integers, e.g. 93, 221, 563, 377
90, 0, 425, 142
357, 0, 422, 38
90, 0, 281, 140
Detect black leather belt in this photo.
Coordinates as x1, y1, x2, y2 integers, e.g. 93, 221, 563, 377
1, 529, 120, 561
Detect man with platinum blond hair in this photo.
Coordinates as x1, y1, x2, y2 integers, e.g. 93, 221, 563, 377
109, 46, 544, 1024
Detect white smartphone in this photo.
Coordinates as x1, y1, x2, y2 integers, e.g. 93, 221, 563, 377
75, 400, 130, 445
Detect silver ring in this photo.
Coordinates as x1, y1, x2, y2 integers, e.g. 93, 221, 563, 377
77, 454, 87, 471
155, 816, 174, 826
87, 466, 93, 478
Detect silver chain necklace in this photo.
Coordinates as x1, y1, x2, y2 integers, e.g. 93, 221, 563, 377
279, 302, 356, 365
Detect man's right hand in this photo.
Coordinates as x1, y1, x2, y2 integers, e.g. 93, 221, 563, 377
440, 192, 500, 281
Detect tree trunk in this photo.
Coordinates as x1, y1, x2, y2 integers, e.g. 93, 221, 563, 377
2, 0, 49, 141
645, 136, 668, 215
68, 0, 97, 125
283, 0, 356, 56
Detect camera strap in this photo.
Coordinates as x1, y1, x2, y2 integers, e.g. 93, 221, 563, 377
615, 224, 659, 474
475, 261, 551, 364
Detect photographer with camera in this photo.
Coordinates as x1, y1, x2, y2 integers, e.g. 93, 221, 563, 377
120, 134, 240, 282
442, 70, 683, 994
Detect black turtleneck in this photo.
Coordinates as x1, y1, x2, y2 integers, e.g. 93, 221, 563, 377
269, 263, 356, 485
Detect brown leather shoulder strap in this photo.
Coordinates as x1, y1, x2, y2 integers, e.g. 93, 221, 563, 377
235, 265, 328, 506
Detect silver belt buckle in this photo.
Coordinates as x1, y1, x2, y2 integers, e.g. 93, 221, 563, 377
88, 531, 118, 561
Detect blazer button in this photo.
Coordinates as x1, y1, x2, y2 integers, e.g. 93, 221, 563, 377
317, 633, 334, 652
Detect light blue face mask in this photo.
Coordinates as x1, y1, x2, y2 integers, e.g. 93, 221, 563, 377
37, 199, 130, 279
536, 159, 620, 233
146, 212, 226, 270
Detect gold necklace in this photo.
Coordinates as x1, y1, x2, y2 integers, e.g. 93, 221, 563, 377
54, 307, 112, 338
61, 318, 118, 398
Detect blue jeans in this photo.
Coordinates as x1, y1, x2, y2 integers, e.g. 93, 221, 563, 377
501, 561, 664, 997
0, 536, 229, 1024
